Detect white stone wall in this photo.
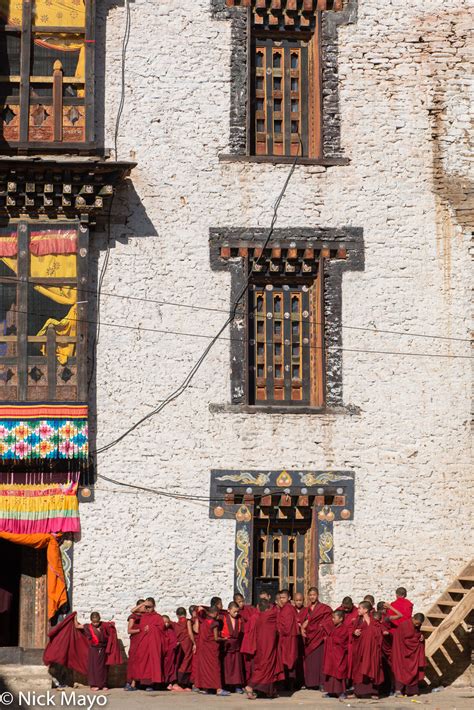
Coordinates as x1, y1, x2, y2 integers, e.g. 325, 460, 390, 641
72, 0, 472, 645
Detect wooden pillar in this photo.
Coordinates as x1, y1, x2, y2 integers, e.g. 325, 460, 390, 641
309, 504, 319, 590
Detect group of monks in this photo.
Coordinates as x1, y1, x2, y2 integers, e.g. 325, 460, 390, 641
43, 585, 427, 700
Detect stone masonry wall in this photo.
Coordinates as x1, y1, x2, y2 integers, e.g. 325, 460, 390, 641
72, 0, 472, 648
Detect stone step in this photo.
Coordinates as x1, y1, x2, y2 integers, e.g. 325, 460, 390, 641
0, 665, 51, 695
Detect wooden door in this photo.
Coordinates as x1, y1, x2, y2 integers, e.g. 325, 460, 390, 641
253, 522, 311, 600
18, 547, 48, 648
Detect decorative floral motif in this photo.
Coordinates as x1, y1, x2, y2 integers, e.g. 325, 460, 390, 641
0, 419, 88, 460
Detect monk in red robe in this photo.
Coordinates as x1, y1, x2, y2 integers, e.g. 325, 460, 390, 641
301, 587, 332, 690
350, 601, 384, 698
234, 593, 258, 683
245, 599, 284, 699
392, 614, 426, 697
322, 610, 350, 699
171, 607, 193, 691
162, 615, 178, 689
375, 600, 402, 695
75, 612, 120, 690
193, 606, 230, 696
388, 587, 414, 631
132, 597, 166, 690
337, 596, 358, 630
124, 599, 145, 691
276, 589, 299, 684
293, 592, 307, 689
222, 602, 245, 692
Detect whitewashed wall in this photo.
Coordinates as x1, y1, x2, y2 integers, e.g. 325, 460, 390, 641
72, 0, 472, 646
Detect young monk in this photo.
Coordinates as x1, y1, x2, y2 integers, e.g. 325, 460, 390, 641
234, 593, 257, 623
162, 615, 178, 689
133, 597, 166, 691
276, 589, 299, 685
222, 602, 245, 693
364, 595, 375, 613
374, 601, 399, 696
245, 599, 284, 699
293, 592, 307, 689
124, 599, 145, 691
301, 587, 332, 690
171, 607, 193, 692
74, 612, 113, 691
350, 601, 384, 699
322, 609, 350, 700
193, 606, 230, 696
337, 597, 358, 629
388, 587, 414, 630
392, 613, 426, 697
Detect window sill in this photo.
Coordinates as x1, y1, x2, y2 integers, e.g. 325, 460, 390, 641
218, 154, 350, 167
209, 403, 361, 416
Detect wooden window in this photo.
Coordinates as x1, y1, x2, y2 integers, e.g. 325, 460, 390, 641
0, 221, 88, 402
248, 271, 324, 406
251, 24, 321, 158
254, 522, 310, 600
0, 1, 95, 151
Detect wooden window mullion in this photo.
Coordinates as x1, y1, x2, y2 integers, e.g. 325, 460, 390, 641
85, 0, 96, 145
283, 286, 292, 402
283, 45, 291, 156
17, 222, 28, 400
19, 0, 32, 144
76, 223, 89, 401
300, 43, 309, 156
264, 42, 274, 156
301, 287, 311, 403
264, 287, 274, 403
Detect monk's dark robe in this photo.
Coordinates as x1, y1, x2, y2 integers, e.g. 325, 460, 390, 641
238, 605, 257, 683
222, 615, 244, 687
388, 597, 413, 632
303, 601, 333, 689
337, 605, 358, 682
174, 618, 193, 686
126, 612, 142, 683
351, 618, 384, 698
322, 623, 349, 696
392, 619, 426, 696
163, 625, 178, 685
379, 615, 395, 695
194, 614, 222, 690
277, 601, 299, 677
248, 606, 284, 698
294, 607, 308, 688
83, 623, 108, 688
133, 611, 165, 685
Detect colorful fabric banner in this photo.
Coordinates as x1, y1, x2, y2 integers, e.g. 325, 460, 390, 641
0, 404, 88, 460
0, 480, 80, 535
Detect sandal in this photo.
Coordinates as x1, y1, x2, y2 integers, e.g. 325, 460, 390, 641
217, 690, 231, 696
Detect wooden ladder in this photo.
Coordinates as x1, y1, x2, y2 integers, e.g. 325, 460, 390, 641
421, 559, 474, 686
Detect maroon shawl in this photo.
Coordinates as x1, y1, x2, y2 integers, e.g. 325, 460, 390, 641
323, 623, 349, 680
304, 602, 333, 656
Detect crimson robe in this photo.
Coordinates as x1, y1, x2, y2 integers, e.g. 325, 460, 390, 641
295, 607, 308, 625
126, 612, 142, 683
295, 607, 308, 686
351, 618, 384, 687
174, 618, 193, 685
222, 614, 244, 686
132, 611, 165, 685
337, 605, 358, 630
277, 602, 299, 672
249, 606, 284, 696
389, 597, 413, 631
323, 623, 349, 680
194, 615, 222, 690
43, 614, 122, 684
391, 619, 426, 687
84, 623, 109, 688
303, 602, 332, 688
163, 625, 178, 684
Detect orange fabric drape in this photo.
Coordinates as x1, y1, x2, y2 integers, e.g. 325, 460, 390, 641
0, 532, 67, 620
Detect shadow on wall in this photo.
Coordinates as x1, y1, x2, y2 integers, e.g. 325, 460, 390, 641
0, 674, 20, 710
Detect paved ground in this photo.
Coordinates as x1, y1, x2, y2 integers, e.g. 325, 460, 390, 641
14, 686, 471, 710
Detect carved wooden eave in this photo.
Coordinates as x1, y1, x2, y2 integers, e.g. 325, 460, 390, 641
226, 0, 344, 29
0, 157, 136, 222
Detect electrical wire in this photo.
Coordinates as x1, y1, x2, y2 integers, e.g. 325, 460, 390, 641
114, 0, 131, 161
0, 273, 470, 344
94, 141, 303, 456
